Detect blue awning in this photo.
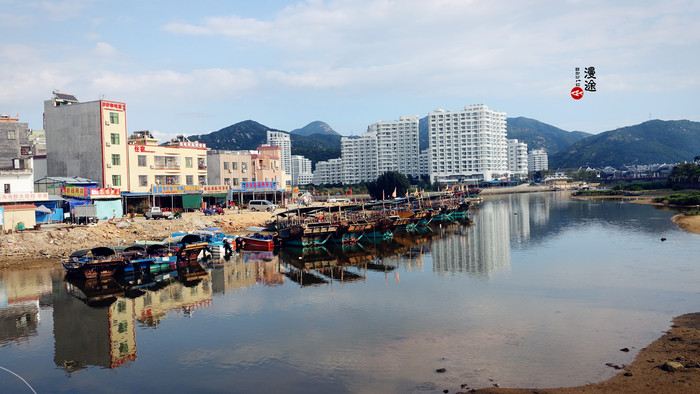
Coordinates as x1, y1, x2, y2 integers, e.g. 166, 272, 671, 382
64, 197, 92, 206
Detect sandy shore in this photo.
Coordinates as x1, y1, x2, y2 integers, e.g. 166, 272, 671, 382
471, 313, 700, 393
672, 214, 700, 235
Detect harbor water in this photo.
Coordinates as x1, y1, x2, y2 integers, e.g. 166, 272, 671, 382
1, 192, 699, 393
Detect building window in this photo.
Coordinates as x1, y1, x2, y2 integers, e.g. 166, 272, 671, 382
198, 158, 206, 170
111, 154, 120, 166
139, 175, 148, 187
224, 177, 230, 185
198, 175, 206, 185
137, 155, 147, 167
3, 184, 10, 193
109, 112, 119, 124
110, 133, 120, 145
224, 162, 229, 170
112, 175, 121, 187
186, 175, 193, 185
233, 178, 239, 186
242, 177, 248, 183
232, 162, 238, 170
185, 157, 193, 168
7, 130, 15, 140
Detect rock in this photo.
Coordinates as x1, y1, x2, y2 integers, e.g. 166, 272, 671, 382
605, 363, 622, 370
623, 372, 633, 376
660, 237, 667, 241
661, 361, 684, 372
620, 347, 630, 352
436, 368, 446, 373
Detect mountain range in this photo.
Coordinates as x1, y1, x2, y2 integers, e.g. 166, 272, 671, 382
188, 118, 700, 170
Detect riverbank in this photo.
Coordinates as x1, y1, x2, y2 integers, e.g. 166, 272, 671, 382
0, 210, 276, 269
471, 312, 700, 393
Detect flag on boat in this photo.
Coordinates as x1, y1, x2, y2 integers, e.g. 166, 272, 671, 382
391, 187, 397, 198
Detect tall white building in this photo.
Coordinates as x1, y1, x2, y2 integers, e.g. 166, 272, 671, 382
528, 149, 549, 173
291, 155, 313, 186
312, 158, 343, 185
506, 139, 528, 178
341, 132, 378, 184
368, 115, 420, 178
266, 131, 291, 177
428, 104, 508, 183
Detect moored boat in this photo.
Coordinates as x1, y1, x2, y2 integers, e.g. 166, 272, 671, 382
62, 246, 126, 279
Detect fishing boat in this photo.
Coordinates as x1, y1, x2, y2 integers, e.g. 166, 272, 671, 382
239, 232, 276, 251
193, 227, 235, 259
62, 246, 126, 279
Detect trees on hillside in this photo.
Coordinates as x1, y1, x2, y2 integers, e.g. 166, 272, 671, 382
367, 171, 410, 200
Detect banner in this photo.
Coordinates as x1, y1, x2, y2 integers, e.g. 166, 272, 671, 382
0, 192, 49, 202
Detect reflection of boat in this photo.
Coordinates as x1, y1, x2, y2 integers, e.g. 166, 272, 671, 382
62, 246, 126, 279
64, 276, 124, 307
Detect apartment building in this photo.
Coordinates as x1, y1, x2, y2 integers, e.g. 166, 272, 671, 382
528, 149, 549, 173
312, 158, 343, 185
341, 132, 378, 184
428, 104, 508, 183
506, 139, 528, 178
44, 92, 129, 189
127, 131, 208, 193
266, 131, 291, 176
291, 155, 313, 186
367, 115, 420, 178
207, 146, 289, 190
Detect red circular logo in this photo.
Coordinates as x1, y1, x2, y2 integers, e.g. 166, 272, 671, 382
571, 87, 583, 100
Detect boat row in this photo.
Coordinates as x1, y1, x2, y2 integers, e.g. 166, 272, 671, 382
266, 192, 477, 248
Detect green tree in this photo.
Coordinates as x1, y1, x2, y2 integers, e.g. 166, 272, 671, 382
367, 171, 410, 200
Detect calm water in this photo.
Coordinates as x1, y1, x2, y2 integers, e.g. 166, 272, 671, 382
2, 192, 700, 393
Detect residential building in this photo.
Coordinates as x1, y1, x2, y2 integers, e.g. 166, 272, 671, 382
291, 155, 313, 186
368, 115, 420, 178
341, 132, 378, 184
428, 104, 508, 183
0, 114, 32, 169
527, 149, 549, 173
419, 149, 431, 179
127, 131, 208, 193
207, 146, 290, 190
312, 158, 343, 185
506, 139, 528, 178
44, 92, 129, 189
266, 131, 291, 177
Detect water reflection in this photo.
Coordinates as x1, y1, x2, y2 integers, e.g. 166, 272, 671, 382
0, 269, 52, 347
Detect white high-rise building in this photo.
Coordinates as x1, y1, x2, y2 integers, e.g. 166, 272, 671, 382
312, 158, 343, 185
528, 149, 549, 173
266, 131, 291, 176
428, 104, 508, 183
341, 132, 378, 184
291, 155, 313, 186
507, 139, 528, 178
368, 115, 420, 178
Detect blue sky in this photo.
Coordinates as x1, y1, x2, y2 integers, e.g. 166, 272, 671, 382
1, 0, 698, 142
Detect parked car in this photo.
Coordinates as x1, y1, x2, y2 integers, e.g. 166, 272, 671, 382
144, 206, 172, 220
248, 200, 278, 212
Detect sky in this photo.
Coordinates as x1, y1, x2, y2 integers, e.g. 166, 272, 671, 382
1, 0, 699, 142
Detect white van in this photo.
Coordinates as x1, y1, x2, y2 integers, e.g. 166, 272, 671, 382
248, 200, 278, 212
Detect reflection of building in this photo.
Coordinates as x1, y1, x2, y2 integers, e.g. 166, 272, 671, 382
54, 279, 137, 371
0, 269, 51, 346
211, 252, 284, 294
133, 277, 212, 327
431, 204, 511, 278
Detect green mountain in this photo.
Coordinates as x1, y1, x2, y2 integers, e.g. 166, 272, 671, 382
188, 119, 341, 166
506, 117, 591, 153
290, 121, 340, 137
189, 120, 277, 150
549, 120, 700, 168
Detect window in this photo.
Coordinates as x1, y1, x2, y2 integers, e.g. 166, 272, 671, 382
7, 130, 15, 140
186, 175, 193, 185
198, 158, 206, 170
118, 322, 128, 333
112, 175, 121, 187
198, 175, 206, 185
110, 133, 120, 145
233, 178, 239, 186
224, 178, 230, 185
232, 162, 238, 170
109, 112, 119, 124
111, 154, 120, 166
3, 184, 10, 193
137, 155, 147, 167
139, 175, 148, 187
224, 162, 229, 170
185, 157, 193, 168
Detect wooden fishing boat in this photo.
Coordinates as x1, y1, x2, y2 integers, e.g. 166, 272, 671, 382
239, 233, 276, 251
62, 246, 126, 279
